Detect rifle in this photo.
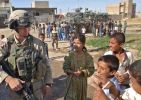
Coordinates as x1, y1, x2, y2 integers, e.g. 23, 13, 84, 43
0, 60, 36, 100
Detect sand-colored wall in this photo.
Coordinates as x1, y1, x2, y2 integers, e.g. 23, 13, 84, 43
31, 1, 49, 8
106, 4, 120, 14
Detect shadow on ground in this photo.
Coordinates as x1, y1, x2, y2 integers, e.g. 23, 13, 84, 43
45, 75, 66, 100
52, 75, 66, 100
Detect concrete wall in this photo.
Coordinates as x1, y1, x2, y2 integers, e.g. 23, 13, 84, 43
0, 0, 11, 28
35, 14, 54, 23
106, 4, 120, 15
125, 0, 133, 18
106, 0, 136, 18
13, 8, 56, 24
0, 0, 10, 7
31, 1, 49, 8
136, 12, 141, 18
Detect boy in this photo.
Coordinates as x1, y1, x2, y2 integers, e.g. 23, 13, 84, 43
91, 55, 120, 100
122, 60, 141, 99
92, 59, 141, 100
69, 31, 75, 52
104, 32, 133, 92
38, 33, 49, 58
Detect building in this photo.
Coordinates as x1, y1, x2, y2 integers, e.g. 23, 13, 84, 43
13, 7, 57, 24
0, 0, 12, 28
31, 0, 49, 8
106, 0, 136, 18
0, 0, 11, 18
0, 0, 57, 28
14, 0, 57, 24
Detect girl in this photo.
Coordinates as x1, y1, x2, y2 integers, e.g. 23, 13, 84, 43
63, 34, 94, 100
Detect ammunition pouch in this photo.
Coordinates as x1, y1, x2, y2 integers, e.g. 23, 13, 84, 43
16, 48, 41, 81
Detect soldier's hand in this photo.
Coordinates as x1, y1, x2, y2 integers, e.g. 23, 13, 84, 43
5, 76, 25, 91
42, 85, 52, 96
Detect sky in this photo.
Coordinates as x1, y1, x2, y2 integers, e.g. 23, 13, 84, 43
11, 0, 141, 13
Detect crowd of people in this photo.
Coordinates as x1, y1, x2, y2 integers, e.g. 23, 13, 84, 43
36, 18, 128, 51
36, 19, 127, 52
0, 9, 141, 100
91, 19, 127, 37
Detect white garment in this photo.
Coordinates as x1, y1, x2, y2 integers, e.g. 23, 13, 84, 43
102, 77, 120, 100
114, 26, 118, 31
104, 50, 133, 73
104, 50, 133, 92
102, 81, 114, 100
122, 88, 141, 100
81, 28, 86, 34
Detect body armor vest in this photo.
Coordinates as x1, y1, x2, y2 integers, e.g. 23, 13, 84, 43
7, 35, 40, 82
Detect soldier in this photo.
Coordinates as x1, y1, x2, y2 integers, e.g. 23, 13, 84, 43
0, 10, 53, 100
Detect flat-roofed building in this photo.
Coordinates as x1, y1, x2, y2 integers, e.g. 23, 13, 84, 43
0, 0, 12, 28
106, 0, 136, 18
13, 7, 57, 23
31, 0, 49, 8
106, 4, 120, 15
0, 0, 10, 8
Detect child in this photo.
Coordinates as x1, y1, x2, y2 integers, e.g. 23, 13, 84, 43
81, 26, 86, 35
38, 33, 49, 58
104, 32, 133, 92
0, 35, 5, 40
51, 26, 58, 50
63, 34, 94, 100
92, 55, 120, 100
122, 60, 141, 99
69, 31, 75, 52
0, 35, 6, 42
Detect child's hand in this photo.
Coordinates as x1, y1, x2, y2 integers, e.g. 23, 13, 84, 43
115, 72, 128, 84
109, 81, 120, 99
100, 77, 110, 86
95, 72, 109, 86
93, 75, 102, 86
91, 79, 102, 91
92, 81, 110, 100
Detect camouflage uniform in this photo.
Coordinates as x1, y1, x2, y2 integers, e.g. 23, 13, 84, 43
0, 34, 53, 100
0, 10, 53, 100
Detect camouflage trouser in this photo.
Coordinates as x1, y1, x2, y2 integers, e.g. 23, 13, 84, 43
0, 80, 44, 100
32, 80, 44, 100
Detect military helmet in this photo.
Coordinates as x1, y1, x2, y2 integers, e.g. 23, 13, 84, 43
8, 10, 32, 29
